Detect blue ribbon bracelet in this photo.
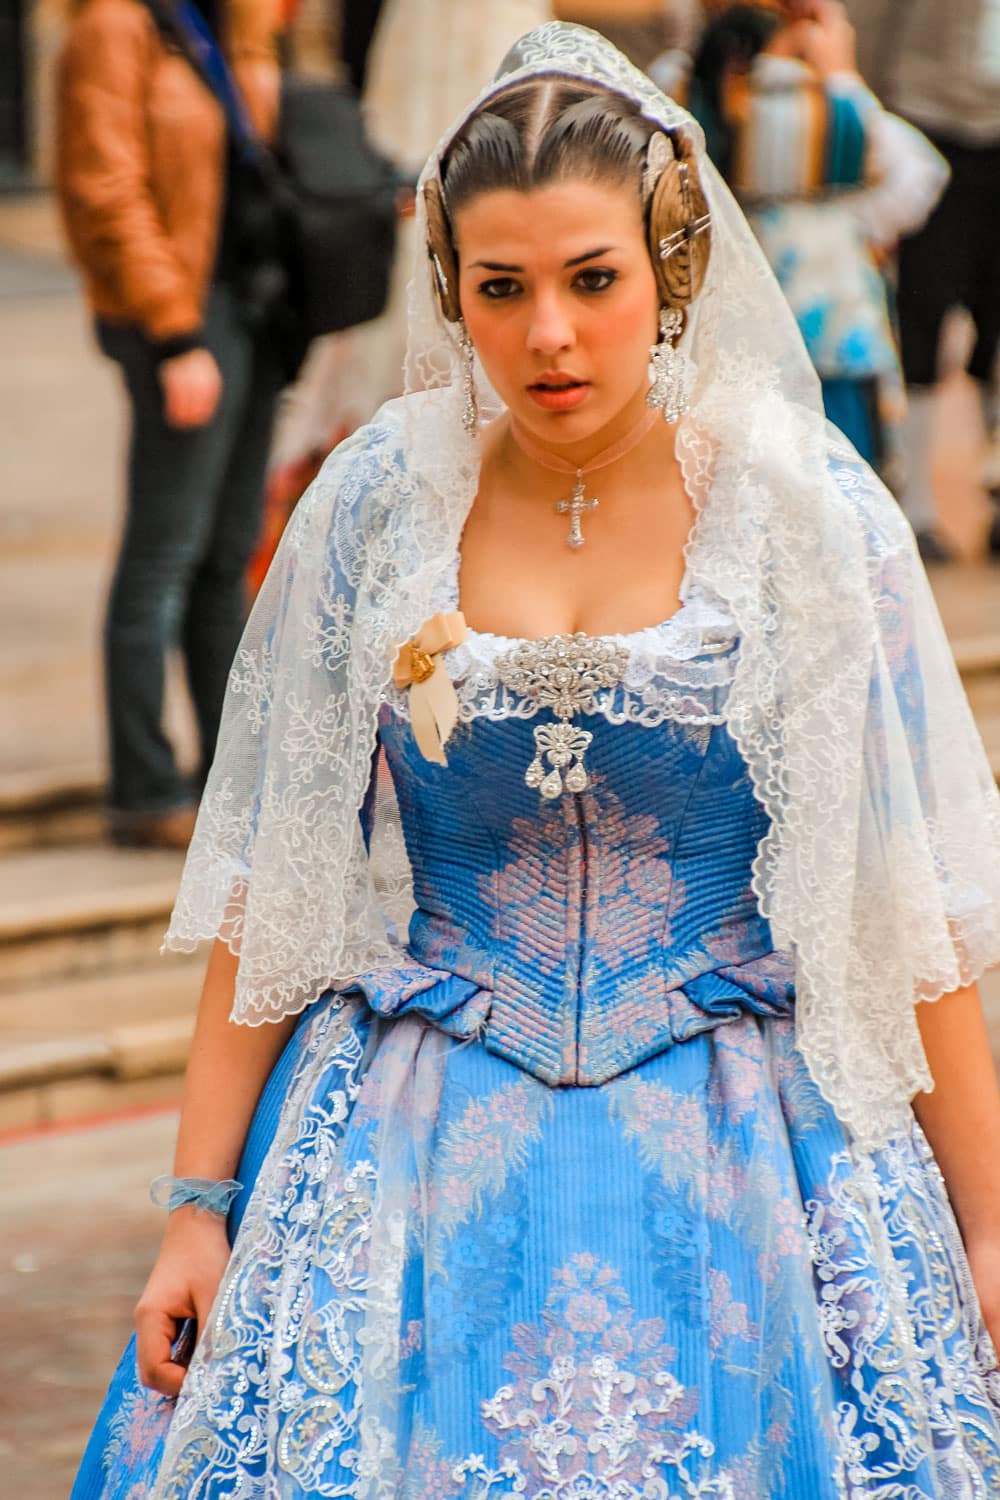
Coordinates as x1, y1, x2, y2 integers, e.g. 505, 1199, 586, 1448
150, 1174, 243, 1216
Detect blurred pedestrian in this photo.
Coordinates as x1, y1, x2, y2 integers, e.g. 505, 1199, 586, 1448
55, 0, 284, 850
552, 0, 695, 69
360, 0, 555, 408
653, 1, 947, 483
340, 0, 387, 92
849, 0, 1000, 558
252, 0, 552, 584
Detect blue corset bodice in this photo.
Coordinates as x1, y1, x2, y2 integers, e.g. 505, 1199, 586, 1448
347, 614, 796, 1087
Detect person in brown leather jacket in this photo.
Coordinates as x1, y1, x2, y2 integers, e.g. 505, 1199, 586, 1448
56, 0, 283, 848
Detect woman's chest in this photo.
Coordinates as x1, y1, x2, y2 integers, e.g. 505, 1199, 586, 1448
457, 476, 693, 639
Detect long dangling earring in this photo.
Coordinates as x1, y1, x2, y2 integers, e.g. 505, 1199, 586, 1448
458, 323, 479, 435
646, 306, 691, 424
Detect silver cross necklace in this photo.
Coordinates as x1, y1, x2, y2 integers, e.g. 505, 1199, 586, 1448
509, 407, 658, 549
557, 474, 598, 549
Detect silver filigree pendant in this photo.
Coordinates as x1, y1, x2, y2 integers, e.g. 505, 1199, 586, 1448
496, 633, 628, 801
526, 723, 594, 799
646, 307, 691, 425
458, 323, 479, 435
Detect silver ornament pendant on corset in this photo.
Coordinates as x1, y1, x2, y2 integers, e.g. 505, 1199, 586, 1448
509, 407, 658, 549
496, 633, 629, 800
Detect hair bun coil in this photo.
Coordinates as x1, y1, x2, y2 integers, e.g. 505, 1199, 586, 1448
423, 179, 462, 324
647, 130, 711, 309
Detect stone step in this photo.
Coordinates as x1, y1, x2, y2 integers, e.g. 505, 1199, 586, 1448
953, 635, 1000, 678
0, 844, 186, 993
0, 768, 105, 854
0, 959, 202, 1134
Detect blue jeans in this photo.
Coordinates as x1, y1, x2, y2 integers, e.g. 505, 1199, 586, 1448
98, 285, 281, 817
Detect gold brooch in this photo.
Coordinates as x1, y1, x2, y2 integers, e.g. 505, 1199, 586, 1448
392, 611, 467, 764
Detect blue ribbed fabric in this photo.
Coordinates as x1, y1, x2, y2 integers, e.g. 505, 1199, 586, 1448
71, 692, 1000, 1497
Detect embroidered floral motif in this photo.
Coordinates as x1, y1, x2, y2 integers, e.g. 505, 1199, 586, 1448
150, 1001, 378, 1500
805, 1126, 1000, 1496
87, 710, 1000, 1500
85, 1006, 1000, 1500
450, 1256, 733, 1499
425, 1080, 553, 1358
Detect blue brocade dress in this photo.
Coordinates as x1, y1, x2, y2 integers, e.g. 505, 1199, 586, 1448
72, 588, 1000, 1499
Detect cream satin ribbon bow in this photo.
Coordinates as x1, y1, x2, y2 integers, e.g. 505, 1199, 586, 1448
393, 611, 468, 765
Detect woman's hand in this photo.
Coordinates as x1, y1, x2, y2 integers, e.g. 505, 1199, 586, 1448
793, 2, 858, 79
158, 348, 223, 429
965, 1236, 1000, 1364
134, 1208, 232, 1397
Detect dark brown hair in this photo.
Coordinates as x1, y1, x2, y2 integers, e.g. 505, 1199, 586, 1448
443, 80, 654, 213
424, 77, 711, 323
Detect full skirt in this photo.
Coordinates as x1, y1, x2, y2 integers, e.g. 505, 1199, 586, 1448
72, 994, 1000, 1499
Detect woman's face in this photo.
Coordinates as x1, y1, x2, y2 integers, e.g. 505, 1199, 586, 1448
453, 177, 660, 446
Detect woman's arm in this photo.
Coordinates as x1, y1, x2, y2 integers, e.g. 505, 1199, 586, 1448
172, 938, 296, 1182
134, 937, 295, 1396
841, 110, 949, 249
912, 980, 1000, 1345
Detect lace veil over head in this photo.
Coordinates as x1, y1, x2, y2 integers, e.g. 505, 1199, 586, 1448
166, 23, 1000, 1148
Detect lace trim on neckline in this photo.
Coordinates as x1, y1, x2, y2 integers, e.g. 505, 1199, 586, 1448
386, 563, 739, 731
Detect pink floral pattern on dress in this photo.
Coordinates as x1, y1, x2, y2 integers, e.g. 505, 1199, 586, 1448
103, 1384, 172, 1483
428, 1078, 552, 1250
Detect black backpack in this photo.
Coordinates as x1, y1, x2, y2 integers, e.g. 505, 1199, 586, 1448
144, 0, 403, 376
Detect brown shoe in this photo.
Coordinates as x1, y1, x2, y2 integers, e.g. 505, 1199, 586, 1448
110, 805, 198, 851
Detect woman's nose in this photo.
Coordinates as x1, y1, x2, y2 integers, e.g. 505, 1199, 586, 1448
526, 295, 575, 356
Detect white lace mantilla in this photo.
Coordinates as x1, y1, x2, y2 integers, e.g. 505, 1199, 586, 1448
386, 580, 738, 732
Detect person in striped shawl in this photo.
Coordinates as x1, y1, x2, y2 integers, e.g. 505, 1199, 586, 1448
651, 1, 948, 501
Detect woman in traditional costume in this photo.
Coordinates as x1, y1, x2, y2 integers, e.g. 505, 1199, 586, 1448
72, 22, 1000, 1499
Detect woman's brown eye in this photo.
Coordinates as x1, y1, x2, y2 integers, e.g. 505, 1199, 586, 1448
576, 268, 617, 292
479, 278, 520, 299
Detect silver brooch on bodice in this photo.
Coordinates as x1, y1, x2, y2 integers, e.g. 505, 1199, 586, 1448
496, 634, 629, 800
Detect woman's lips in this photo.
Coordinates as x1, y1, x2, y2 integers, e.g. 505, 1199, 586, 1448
527, 380, 590, 412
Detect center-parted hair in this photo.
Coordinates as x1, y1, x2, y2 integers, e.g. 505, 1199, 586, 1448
443, 81, 654, 211
424, 77, 712, 324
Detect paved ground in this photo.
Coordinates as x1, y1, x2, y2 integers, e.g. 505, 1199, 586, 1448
0, 1107, 178, 1496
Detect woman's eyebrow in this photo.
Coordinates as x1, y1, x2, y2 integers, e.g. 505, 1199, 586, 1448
468, 247, 616, 272
565, 246, 615, 267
